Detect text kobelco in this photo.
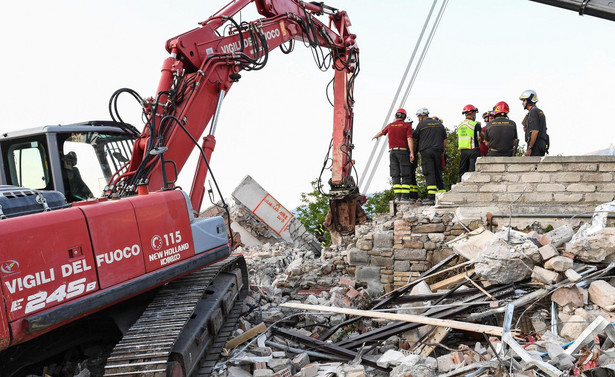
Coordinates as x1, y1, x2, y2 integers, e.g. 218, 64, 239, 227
96, 244, 141, 267
220, 28, 281, 54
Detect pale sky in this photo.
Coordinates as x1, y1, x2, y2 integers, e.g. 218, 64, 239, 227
1, 1, 614, 209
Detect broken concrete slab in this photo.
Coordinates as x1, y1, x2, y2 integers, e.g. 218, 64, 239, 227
560, 314, 589, 341
449, 227, 494, 261
474, 237, 538, 284
565, 227, 615, 263
564, 269, 583, 283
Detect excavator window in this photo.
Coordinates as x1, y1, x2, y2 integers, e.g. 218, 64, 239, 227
6, 139, 51, 190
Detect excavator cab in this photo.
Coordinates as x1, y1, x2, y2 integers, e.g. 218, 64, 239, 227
0, 121, 137, 210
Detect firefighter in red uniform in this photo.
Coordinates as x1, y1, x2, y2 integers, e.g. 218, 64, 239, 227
484, 101, 518, 157
412, 107, 447, 205
456, 104, 482, 182
373, 108, 416, 201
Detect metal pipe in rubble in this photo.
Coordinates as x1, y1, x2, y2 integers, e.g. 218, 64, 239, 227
265, 340, 345, 361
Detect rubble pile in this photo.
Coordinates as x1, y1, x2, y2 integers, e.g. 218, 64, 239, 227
216, 202, 615, 377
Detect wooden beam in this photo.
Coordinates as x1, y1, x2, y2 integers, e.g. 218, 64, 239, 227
429, 269, 475, 291
280, 302, 510, 337
381, 261, 474, 298
418, 326, 450, 357
224, 322, 266, 350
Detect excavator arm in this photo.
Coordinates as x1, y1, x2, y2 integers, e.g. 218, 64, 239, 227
529, 0, 615, 21
109, 0, 364, 233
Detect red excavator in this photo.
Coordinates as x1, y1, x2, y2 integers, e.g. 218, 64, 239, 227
0, 1, 364, 375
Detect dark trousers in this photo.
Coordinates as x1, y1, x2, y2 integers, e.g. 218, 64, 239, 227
529, 138, 547, 156
390, 150, 416, 199
420, 148, 443, 199
458, 148, 480, 182
487, 148, 514, 157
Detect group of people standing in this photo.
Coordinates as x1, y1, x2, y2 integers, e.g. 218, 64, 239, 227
373, 89, 549, 204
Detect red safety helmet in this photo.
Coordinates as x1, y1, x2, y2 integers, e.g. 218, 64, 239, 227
493, 101, 510, 115
462, 104, 478, 115
395, 108, 407, 119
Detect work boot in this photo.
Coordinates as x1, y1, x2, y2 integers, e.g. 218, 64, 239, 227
422, 195, 435, 206
394, 193, 402, 202
400, 193, 410, 201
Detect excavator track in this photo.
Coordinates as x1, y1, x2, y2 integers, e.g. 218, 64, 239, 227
103, 254, 248, 377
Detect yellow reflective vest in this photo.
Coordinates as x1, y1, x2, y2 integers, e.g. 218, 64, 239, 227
457, 119, 478, 150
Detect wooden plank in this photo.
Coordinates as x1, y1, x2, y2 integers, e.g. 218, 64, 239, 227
224, 322, 266, 350
381, 261, 474, 298
418, 326, 450, 357
280, 302, 509, 337
429, 269, 475, 291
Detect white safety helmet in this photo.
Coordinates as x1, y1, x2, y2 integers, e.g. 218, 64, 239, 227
519, 89, 538, 103
416, 107, 429, 116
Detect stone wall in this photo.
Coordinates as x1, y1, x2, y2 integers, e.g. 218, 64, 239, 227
439, 156, 615, 214
336, 208, 482, 295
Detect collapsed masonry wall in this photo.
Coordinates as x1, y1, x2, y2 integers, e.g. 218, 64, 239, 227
438, 156, 615, 214
331, 207, 484, 295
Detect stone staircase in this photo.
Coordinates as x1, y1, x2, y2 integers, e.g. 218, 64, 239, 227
437, 156, 615, 217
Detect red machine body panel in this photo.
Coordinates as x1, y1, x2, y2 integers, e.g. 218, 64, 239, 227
0, 209, 97, 322
0, 292, 9, 350
79, 199, 146, 289
128, 191, 195, 272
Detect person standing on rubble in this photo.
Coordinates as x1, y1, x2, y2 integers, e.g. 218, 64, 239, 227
456, 105, 483, 182
412, 108, 447, 205
484, 101, 518, 157
519, 89, 549, 156
372, 108, 416, 201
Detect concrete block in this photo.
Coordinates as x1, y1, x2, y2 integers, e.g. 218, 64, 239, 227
599, 163, 615, 172
347, 248, 369, 265
565, 269, 583, 283
479, 163, 506, 172
560, 314, 589, 341
543, 225, 574, 248
508, 184, 533, 193
501, 173, 521, 182
537, 184, 566, 192
544, 255, 572, 272
372, 256, 394, 267
227, 366, 252, 377
582, 172, 613, 182
373, 231, 394, 249
403, 237, 423, 249
356, 238, 373, 251
479, 184, 507, 193
462, 174, 491, 183
454, 184, 479, 193
395, 249, 427, 261
473, 193, 496, 202
394, 260, 411, 272
428, 233, 445, 242
507, 163, 537, 172
556, 172, 582, 182
589, 280, 615, 311
539, 244, 558, 261
566, 163, 598, 172
553, 193, 584, 202
567, 183, 596, 192
413, 223, 445, 233
585, 192, 615, 203
521, 173, 551, 183
537, 163, 563, 172
301, 364, 319, 377
253, 370, 274, 377
522, 193, 553, 203
531, 266, 560, 285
